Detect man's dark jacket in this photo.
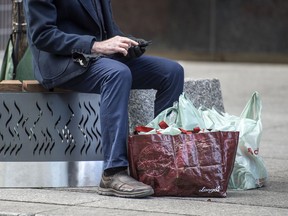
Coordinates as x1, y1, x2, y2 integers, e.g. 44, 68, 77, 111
24, 0, 124, 89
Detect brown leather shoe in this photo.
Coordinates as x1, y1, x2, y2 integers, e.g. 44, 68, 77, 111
97, 170, 154, 198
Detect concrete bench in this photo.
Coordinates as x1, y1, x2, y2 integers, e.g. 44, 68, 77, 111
0, 78, 224, 187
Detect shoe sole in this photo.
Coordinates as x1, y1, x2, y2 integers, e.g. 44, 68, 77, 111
97, 187, 154, 198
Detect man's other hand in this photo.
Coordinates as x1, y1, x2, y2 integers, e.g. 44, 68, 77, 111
91, 36, 138, 56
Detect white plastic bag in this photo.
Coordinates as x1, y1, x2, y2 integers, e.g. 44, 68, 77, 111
177, 94, 206, 130
141, 92, 268, 190
200, 92, 268, 189
144, 94, 205, 134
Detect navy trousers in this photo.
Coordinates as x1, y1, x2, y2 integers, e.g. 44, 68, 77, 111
59, 55, 184, 170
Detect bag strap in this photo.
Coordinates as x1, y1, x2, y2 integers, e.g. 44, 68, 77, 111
134, 126, 155, 134
134, 121, 201, 135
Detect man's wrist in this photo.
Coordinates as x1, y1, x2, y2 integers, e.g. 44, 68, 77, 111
91, 41, 101, 54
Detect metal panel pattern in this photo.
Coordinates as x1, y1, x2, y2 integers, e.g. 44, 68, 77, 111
0, 92, 103, 161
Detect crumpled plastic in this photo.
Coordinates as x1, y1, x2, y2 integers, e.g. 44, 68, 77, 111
141, 92, 268, 190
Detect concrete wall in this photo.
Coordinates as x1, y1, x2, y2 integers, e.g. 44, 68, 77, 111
112, 0, 288, 63
1, 1, 288, 63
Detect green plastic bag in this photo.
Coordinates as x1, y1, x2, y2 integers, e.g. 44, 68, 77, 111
15, 47, 34, 80
144, 93, 206, 135
177, 93, 206, 130
228, 92, 268, 189
1, 36, 34, 81
144, 104, 182, 135
142, 92, 268, 190
200, 92, 268, 189
0, 36, 14, 80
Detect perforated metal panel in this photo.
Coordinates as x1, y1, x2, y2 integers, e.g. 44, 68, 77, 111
0, 92, 103, 161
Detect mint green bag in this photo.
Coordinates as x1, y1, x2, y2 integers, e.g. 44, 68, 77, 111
144, 104, 182, 135
177, 93, 206, 130
228, 92, 268, 189
201, 92, 268, 189
143, 92, 268, 190
1, 37, 34, 81
0, 36, 14, 80
144, 93, 206, 135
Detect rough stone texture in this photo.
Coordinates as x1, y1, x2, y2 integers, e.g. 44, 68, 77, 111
183, 78, 224, 112
128, 78, 224, 133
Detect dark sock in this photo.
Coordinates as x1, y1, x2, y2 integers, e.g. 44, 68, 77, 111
104, 166, 127, 177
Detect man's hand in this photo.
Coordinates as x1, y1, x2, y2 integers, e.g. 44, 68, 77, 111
91, 36, 138, 56
126, 37, 151, 59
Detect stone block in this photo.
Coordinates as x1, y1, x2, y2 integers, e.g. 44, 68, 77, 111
128, 78, 224, 133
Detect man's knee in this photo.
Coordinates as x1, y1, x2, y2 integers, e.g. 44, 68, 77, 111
166, 61, 184, 82
175, 63, 184, 78
106, 64, 132, 86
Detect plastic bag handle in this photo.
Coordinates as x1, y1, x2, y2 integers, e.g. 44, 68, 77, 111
134, 121, 201, 135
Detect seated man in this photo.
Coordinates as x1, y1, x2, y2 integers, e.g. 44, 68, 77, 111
23, 0, 184, 198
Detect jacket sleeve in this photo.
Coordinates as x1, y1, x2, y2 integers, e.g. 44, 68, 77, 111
24, 0, 96, 55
